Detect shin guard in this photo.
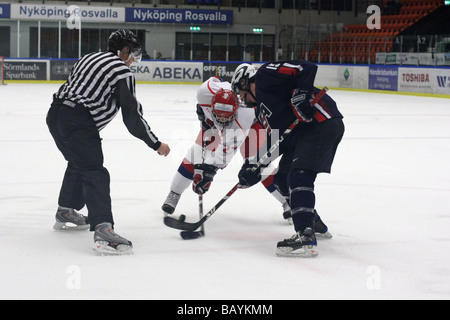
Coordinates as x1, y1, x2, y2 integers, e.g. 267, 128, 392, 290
288, 169, 317, 232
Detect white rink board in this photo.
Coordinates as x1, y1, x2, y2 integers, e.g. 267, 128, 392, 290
0, 83, 449, 300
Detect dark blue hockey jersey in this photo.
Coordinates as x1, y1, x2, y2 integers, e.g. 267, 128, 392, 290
254, 60, 343, 136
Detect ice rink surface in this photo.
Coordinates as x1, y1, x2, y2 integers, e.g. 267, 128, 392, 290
0, 82, 449, 300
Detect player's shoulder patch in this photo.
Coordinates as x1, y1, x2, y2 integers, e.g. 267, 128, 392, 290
264, 62, 303, 77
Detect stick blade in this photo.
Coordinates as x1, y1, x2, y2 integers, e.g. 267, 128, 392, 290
163, 215, 200, 232
180, 231, 204, 240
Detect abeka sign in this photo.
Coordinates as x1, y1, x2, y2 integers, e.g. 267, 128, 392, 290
130, 61, 203, 83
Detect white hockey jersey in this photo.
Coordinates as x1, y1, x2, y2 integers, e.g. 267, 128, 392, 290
195, 77, 257, 168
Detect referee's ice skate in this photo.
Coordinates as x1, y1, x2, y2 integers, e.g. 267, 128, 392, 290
53, 206, 89, 231
93, 223, 133, 255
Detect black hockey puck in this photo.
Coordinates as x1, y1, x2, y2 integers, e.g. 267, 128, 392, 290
179, 214, 186, 222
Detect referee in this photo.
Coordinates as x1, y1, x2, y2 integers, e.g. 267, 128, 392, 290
46, 29, 170, 255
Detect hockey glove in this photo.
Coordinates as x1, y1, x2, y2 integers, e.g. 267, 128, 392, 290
196, 104, 213, 131
291, 89, 315, 122
238, 160, 262, 189
192, 164, 218, 194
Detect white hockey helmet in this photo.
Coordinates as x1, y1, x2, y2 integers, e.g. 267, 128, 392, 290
231, 63, 257, 95
211, 89, 240, 127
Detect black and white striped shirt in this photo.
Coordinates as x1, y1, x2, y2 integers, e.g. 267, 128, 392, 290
54, 51, 161, 150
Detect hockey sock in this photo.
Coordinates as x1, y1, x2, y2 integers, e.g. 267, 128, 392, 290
169, 159, 194, 195
260, 175, 286, 204
273, 171, 290, 205
288, 169, 317, 232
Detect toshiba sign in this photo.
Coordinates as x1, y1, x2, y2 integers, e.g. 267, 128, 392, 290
402, 72, 430, 83
398, 67, 450, 95
398, 68, 432, 93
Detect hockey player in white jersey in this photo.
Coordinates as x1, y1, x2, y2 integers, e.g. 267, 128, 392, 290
162, 77, 291, 221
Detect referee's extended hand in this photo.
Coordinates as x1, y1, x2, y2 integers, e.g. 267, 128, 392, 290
157, 142, 170, 157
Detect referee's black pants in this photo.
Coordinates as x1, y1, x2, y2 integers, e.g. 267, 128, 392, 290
46, 100, 113, 231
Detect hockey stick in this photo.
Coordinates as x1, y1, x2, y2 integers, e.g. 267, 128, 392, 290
179, 136, 209, 239
164, 183, 239, 232
180, 193, 205, 239
163, 86, 329, 232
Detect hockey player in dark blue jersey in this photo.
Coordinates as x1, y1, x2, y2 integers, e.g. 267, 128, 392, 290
231, 61, 344, 258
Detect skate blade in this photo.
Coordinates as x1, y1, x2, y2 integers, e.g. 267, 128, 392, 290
53, 221, 90, 231
93, 241, 133, 256
316, 231, 333, 239
276, 245, 318, 258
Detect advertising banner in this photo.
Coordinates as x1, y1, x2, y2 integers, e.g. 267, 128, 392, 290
434, 68, 450, 95
378, 52, 450, 67
397, 67, 450, 94
126, 7, 233, 25
50, 59, 77, 81
398, 67, 433, 93
375, 53, 386, 64
339, 66, 353, 88
4, 60, 47, 81
368, 66, 398, 91
435, 53, 450, 66
382, 53, 419, 65
384, 53, 398, 65
130, 61, 203, 83
0, 3, 10, 19
400, 53, 419, 65
418, 53, 435, 66
202, 62, 255, 82
10, 4, 124, 23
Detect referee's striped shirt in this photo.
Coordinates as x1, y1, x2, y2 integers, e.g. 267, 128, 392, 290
54, 51, 161, 150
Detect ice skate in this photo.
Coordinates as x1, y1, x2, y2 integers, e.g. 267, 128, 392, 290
276, 228, 318, 258
314, 210, 332, 239
284, 209, 333, 238
53, 206, 89, 231
93, 223, 133, 255
161, 190, 181, 215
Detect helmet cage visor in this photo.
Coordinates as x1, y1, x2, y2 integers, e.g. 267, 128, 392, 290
121, 45, 142, 63
232, 77, 249, 95
212, 102, 237, 126
130, 47, 142, 63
